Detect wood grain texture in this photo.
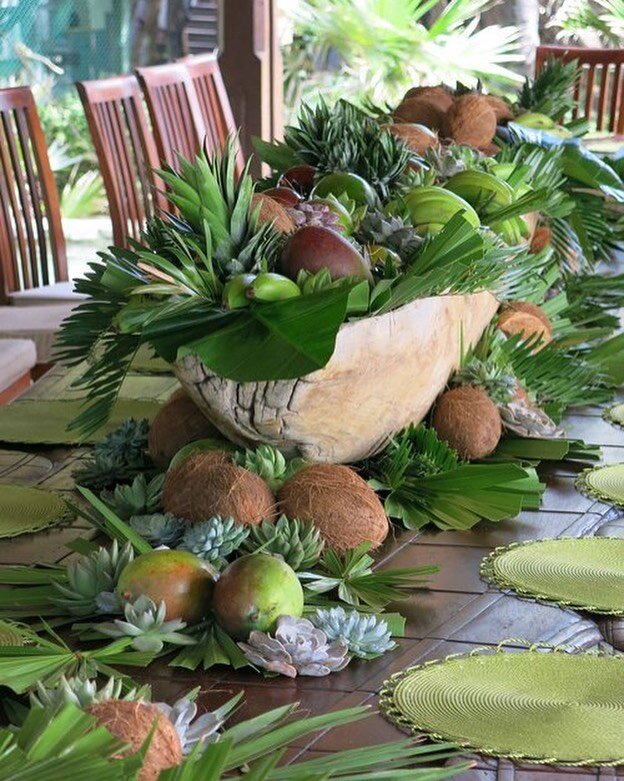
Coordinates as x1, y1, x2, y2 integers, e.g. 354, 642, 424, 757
175, 291, 499, 462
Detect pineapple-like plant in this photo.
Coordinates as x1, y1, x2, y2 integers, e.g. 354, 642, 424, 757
233, 444, 302, 492
101, 473, 165, 519
178, 516, 249, 567
129, 512, 185, 547
158, 138, 281, 278
73, 419, 153, 490
452, 357, 517, 405
50, 540, 134, 617
242, 514, 324, 570
516, 57, 580, 121
311, 607, 396, 658
356, 209, 423, 261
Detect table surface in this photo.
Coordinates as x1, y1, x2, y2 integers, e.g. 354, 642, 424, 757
2, 316, 624, 780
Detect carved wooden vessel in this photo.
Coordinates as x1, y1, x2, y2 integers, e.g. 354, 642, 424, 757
175, 291, 499, 463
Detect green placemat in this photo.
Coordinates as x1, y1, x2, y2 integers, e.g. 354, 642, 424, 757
604, 403, 624, 429
130, 346, 172, 375
576, 462, 624, 507
481, 537, 624, 615
0, 399, 163, 445
0, 484, 74, 538
380, 645, 624, 766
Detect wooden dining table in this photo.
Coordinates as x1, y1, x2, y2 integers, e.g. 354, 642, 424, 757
1, 290, 624, 780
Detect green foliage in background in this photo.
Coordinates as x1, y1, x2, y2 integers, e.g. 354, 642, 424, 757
281, 0, 522, 114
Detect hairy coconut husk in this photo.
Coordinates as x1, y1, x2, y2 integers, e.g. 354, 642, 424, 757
478, 141, 501, 156
278, 464, 388, 553
88, 700, 182, 781
441, 94, 497, 148
163, 452, 276, 525
530, 225, 552, 254
251, 193, 295, 234
498, 302, 553, 347
431, 385, 502, 461
402, 86, 454, 113
483, 94, 514, 124
148, 389, 221, 469
386, 123, 439, 155
394, 97, 445, 129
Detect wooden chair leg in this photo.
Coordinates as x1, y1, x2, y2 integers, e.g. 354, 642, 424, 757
0, 370, 32, 404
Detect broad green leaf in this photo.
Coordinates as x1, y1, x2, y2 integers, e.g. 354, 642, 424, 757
179, 288, 350, 381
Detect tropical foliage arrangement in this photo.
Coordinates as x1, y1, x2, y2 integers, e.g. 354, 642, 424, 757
0, 674, 467, 779
1, 54, 618, 778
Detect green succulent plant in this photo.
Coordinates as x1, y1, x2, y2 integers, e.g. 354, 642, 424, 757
242, 515, 325, 570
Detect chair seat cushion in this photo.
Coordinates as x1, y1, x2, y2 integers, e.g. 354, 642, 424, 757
10, 281, 87, 306
0, 339, 37, 391
0, 304, 78, 363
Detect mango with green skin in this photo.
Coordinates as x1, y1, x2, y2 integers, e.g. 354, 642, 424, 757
212, 553, 304, 639
311, 172, 377, 207
117, 549, 217, 624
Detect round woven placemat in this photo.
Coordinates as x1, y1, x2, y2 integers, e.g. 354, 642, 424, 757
0, 484, 74, 538
603, 403, 624, 429
480, 537, 624, 615
380, 645, 624, 766
576, 462, 624, 507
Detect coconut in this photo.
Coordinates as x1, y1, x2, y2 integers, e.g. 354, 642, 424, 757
402, 86, 454, 113
163, 452, 276, 525
498, 301, 553, 347
431, 385, 502, 461
386, 123, 439, 155
88, 700, 182, 781
394, 97, 445, 130
441, 94, 497, 148
148, 389, 221, 469
483, 94, 514, 124
478, 141, 501, 157
278, 464, 389, 553
251, 192, 295, 234
530, 225, 552, 254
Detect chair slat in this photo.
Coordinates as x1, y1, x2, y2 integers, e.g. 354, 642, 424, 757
535, 45, 624, 137
77, 75, 165, 248
0, 87, 67, 302
182, 52, 244, 173
135, 62, 205, 169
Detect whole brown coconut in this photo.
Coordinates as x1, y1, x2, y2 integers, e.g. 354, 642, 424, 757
280, 225, 373, 282
262, 186, 301, 206
483, 94, 514, 124
148, 389, 221, 469
386, 123, 439, 155
498, 302, 553, 347
530, 225, 552, 254
251, 192, 295, 234
402, 85, 454, 113
441, 94, 497, 148
394, 97, 446, 129
88, 700, 183, 781
163, 452, 276, 525
278, 464, 389, 553
432, 385, 502, 461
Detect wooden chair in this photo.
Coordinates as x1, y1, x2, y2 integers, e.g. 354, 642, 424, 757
135, 62, 205, 169
0, 87, 79, 305
535, 45, 624, 135
76, 75, 167, 248
182, 52, 244, 173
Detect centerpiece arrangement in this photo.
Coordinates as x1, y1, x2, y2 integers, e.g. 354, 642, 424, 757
2, 56, 615, 734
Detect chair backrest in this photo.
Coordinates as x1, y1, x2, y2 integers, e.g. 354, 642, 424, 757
0, 87, 67, 303
535, 45, 624, 134
182, 52, 244, 173
135, 62, 205, 169
76, 75, 166, 248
